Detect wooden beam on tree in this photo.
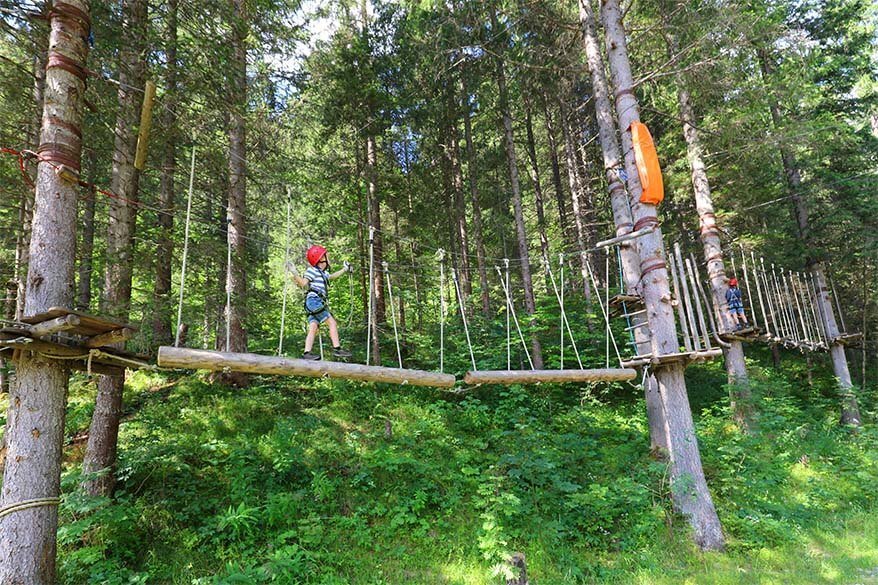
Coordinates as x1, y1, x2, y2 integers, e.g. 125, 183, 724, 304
157, 346, 457, 389
85, 327, 134, 348
463, 368, 636, 385
28, 314, 80, 337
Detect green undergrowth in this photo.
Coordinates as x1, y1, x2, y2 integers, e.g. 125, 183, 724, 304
54, 360, 878, 584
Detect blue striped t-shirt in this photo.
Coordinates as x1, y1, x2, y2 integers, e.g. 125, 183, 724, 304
304, 266, 329, 299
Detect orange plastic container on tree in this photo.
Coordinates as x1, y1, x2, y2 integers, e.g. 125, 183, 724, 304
630, 121, 664, 205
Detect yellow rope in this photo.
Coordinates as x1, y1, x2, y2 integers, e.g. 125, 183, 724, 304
0, 497, 60, 521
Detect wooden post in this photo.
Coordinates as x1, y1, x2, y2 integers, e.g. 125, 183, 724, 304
133, 79, 156, 170
464, 368, 636, 385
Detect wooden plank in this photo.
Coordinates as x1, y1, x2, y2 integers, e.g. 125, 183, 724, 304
621, 348, 723, 369
86, 327, 134, 348
20, 307, 136, 337
463, 368, 637, 385
28, 314, 80, 337
157, 346, 456, 389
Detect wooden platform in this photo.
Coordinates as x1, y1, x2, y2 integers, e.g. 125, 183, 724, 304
718, 326, 761, 342
0, 307, 148, 374
21, 307, 134, 339
463, 368, 637, 385
157, 346, 456, 388
620, 348, 723, 369
831, 333, 863, 347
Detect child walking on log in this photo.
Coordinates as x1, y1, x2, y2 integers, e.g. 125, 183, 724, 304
294, 245, 353, 360
726, 277, 750, 331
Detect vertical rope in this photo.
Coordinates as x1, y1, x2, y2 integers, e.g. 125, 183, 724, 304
453, 268, 477, 370
668, 253, 693, 352
437, 249, 446, 373
383, 261, 403, 368
685, 256, 712, 349
804, 272, 824, 344
366, 226, 375, 365
584, 259, 622, 365
559, 254, 564, 369
174, 146, 196, 347
760, 257, 778, 338
751, 251, 769, 334
829, 274, 846, 334
495, 265, 534, 370
605, 249, 610, 368
318, 331, 324, 360
740, 247, 757, 330
505, 259, 511, 370
278, 192, 292, 355
225, 219, 232, 352
674, 244, 701, 350
544, 254, 583, 368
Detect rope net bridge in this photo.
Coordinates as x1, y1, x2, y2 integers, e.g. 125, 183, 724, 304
715, 245, 862, 351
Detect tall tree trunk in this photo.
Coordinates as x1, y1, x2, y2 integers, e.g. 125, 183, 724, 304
559, 98, 593, 302
366, 134, 383, 364
490, 7, 543, 369
665, 29, 751, 427
601, 0, 725, 550
523, 98, 551, 288
153, 0, 178, 346
446, 83, 472, 299
82, 0, 147, 497
0, 3, 89, 580
462, 83, 491, 317
76, 149, 97, 310
14, 27, 48, 320
222, 0, 249, 385
576, 0, 666, 454
393, 207, 405, 330
758, 49, 861, 426
541, 98, 572, 250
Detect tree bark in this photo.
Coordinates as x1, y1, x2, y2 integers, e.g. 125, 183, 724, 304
14, 27, 47, 320
0, 3, 89, 581
523, 98, 551, 287
541, 97, 572, 251
446, 82, 472, 299
366, 134, 383, 365
153, 0, 178, 346
664, 28, 751, 427
220, 0, 250, 386
576, 0, 666, 454
462, 82, 491, 317
83, 0, 147, 497
758, 49, 861, 426
75, 151, 97, 310
490, 6, 543, 368
601, 0, 725, 550
559, 98, 593, 302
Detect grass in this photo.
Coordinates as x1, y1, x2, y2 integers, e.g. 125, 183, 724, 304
43, 357, 878, 584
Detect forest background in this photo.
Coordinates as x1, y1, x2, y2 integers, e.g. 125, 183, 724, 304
0, 0, 877, 582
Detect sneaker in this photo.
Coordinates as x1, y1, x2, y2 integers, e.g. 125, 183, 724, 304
302, 351, 321, 361
332, 347, 352, 358
735, 324, 743, 331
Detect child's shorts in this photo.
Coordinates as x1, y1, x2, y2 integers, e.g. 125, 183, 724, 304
729, 305, 744, 315
305, 295, 331, 324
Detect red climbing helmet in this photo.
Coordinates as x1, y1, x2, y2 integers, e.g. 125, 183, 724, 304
306, 245, 327, 267
729, 277, 738, 286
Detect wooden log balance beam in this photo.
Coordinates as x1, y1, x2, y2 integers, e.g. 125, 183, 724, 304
157, 346, 456, 389
463, 368, 637, 385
